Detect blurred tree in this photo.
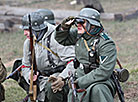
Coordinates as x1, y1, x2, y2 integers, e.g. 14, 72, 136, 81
70, 0, 104, 13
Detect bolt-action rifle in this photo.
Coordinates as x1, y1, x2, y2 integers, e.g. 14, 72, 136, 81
28, 14, 37, 102
6, 65, 22, 79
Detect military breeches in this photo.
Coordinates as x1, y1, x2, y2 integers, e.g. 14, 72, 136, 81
44, 82, 69, 102
68, 83, 115, 102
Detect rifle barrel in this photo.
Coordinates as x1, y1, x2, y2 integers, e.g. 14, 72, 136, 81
6, 65, 22, 79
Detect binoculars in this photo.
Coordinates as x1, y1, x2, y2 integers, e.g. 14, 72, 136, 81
114, 68, 129, 82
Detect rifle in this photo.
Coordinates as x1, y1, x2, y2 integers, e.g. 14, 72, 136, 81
68, 71, 87, 102
28, 14, 37, 102
6, 65, 30, 80
6, 65, 22, 79
68, 71, 77, 97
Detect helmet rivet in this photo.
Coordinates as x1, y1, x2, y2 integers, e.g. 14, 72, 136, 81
34, 22, 37, 25
45, 16, 48, 20
91, 16, 96, 19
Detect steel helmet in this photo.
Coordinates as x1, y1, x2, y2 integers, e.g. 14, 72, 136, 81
77, 8, 101, 27
30, 12, 47, 31
21, 14, 29, 30
36, 9, 55, 25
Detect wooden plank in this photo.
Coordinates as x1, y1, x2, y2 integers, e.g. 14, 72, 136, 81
0, 6, 138, 31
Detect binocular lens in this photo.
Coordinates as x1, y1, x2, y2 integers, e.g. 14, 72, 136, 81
76, 18, 85, 24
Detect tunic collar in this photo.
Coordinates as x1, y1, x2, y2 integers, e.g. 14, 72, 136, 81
82, 32, 92, 40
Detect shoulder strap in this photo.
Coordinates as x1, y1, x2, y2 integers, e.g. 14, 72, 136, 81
34, 31, 59, 58
83, 39, 99, 64
100, 32, 109, 40
36, 41, 59, 57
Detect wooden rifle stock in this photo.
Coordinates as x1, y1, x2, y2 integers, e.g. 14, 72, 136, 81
28, 14, 37, 102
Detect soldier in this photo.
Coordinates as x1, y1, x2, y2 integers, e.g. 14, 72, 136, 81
21, 9, 57, 87
55, 8, 117, 102
0, 58, 7, 102
21, 11, 75, 102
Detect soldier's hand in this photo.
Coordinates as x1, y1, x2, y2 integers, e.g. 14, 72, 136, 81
48, 75, 57, 83
29, 71, 39, 81
61, 16, 75, 30
50, 76, 64, 93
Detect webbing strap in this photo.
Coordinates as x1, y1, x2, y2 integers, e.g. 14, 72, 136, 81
37, 41, 59, 57
33, 35, 59, 58
83, 39, 91, 51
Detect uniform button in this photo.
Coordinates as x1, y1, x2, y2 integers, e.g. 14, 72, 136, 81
76, 44, 79, 46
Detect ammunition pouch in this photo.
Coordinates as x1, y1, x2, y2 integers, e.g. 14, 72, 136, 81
83, 64, 99, 74
73, 58, 80, 69
40, 65, 66, 77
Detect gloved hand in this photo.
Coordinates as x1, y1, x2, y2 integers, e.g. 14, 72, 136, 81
61, 16, 75, 30
48, 76, 65, 93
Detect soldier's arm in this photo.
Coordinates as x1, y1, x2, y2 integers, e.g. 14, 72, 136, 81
51, 33, 76, 79
21, 39, 31, 84
55, 25, 78, 46
77, 39, 117, 89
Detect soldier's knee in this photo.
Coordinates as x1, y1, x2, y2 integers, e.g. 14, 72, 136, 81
92, 84, 107, 94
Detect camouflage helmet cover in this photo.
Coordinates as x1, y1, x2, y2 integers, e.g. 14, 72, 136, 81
76, 8, 101, 27
36, 9, 55, 25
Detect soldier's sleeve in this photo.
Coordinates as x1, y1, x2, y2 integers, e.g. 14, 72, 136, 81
22, 39, 31, 66
77, 38, 117, 89
57, 44, 75, 79
51, 33, 76, 79
55, 24, 78, 46
0, 58, 7, 83
21, 39, 31, 84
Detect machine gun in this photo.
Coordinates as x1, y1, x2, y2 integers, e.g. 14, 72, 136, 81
28, 14, 37, 102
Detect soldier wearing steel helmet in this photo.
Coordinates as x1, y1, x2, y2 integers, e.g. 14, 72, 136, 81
21, 11, 75, 102
55, 8, 117, 102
